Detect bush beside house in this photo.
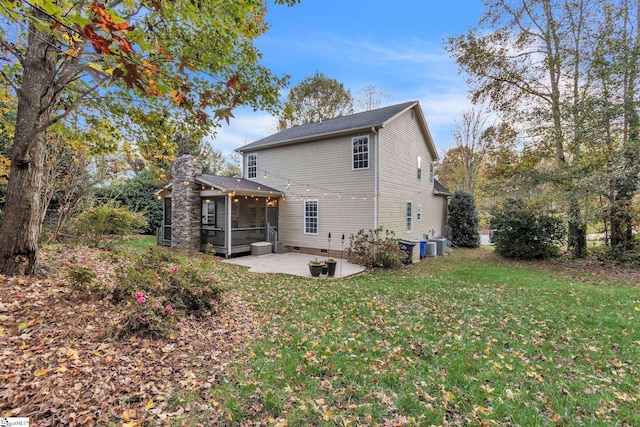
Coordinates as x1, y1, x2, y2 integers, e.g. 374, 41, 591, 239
448, 190, 480, 248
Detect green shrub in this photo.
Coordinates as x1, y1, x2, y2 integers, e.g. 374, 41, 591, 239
67, 265, 108, 298
112, 247, 223, 338
346, 227, 403, 268
490, 199, 566, 260
70, 202, 148, 247
448, 190, 480, 248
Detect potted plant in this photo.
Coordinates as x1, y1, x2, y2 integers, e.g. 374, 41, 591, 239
326, 257, 337, 277
308, 258, 325, 277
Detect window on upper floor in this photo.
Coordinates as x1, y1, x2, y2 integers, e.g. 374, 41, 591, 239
352, 136, 369, 170
417, 156, 423, 180
247, 153, 257, 179
429, 162, 434, 185
406, 201, 413, 232
304, 200, 318, 234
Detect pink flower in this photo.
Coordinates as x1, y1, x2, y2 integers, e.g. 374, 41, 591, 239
178, 323, 185, 329
170, 266, 179, 273
154, 302, 160, 309
212, 300, 218, 306
156, 282, 163, 289
166, 304, 175, 314
135, 337, 142, 343
135, 292, 146, 304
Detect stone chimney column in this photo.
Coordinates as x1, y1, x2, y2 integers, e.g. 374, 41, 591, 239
171, 155, 203, 251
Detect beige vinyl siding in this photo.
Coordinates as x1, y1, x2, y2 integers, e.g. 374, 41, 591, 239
377, 107, 443, 239
246, 135, 375, 249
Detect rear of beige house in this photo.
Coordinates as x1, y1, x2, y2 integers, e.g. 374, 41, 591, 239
236, 101, 449, 254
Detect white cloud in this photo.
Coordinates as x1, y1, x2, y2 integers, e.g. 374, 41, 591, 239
205, 109, 278, 160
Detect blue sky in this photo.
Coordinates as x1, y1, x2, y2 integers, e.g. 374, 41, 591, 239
208, 0, 485, 162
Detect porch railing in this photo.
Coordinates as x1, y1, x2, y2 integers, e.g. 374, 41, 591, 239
267, 223, 278, 252
201, 226, 268, 248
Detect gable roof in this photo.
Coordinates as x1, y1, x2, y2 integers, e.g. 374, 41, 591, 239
197, 175, 282, 196
433, 179, 452, 197
156, 175, 283, 198
237, 101, 438, 159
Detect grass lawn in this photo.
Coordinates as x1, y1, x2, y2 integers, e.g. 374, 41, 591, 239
211, 249, 639, 426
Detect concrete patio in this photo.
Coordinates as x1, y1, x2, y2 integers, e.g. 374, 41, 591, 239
222, 252, 366, 279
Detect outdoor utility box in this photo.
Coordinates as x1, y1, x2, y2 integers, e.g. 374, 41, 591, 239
399, 240, 417, 264
412, 238, 428, 258
432, 238, 446, 256
251, 241, 272, 256
426, 242, 437, 257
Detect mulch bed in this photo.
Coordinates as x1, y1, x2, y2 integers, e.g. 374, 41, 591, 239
0, 246, 259, 426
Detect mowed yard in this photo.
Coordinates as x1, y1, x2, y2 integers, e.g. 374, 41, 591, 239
1, 239, 638, 426
215, 249, 639, 426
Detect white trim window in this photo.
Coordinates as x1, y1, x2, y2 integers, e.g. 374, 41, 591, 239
304, 200, 318, 234
406, 201, 413, 232
202, 199, 215, 225
429, 162, 434, 185
247, 153, 257, 179
417, 205, 422, 221
352, 136, 369, 170
417, 156, 423, 180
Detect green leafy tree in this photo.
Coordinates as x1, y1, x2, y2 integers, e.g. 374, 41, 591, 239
0, 0, 297, 275
278, 71, 354, 130
94, 169, 165, 235
448, 190, 480, 248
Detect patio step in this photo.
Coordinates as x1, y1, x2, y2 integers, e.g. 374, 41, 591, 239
275, 242, 289, 254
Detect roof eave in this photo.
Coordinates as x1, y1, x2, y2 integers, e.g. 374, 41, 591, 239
236, 125, 383, 153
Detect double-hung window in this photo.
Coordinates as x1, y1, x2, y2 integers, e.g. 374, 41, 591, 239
417, 156, 423, 180
247, 153, 257, 179
429, 162, 434, 185
304, 200, 318, 234
406, 202, 413, 232
352, 136, 369, 170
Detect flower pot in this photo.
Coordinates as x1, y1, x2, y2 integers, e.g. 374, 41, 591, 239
321, 264, 328, 275
309, 264, 323, 277
326, 260, 337, 277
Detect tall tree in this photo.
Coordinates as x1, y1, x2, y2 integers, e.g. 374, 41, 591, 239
354, 84, 389, 112
439, 106, 493, 197
277, 71, 354, 130
0, 0, 297, 275
446, 0, 599, 258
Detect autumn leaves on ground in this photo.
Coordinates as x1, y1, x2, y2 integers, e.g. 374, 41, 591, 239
1, 238, 638, 426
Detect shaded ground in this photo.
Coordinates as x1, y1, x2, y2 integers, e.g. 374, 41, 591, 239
1, 246, 258, 425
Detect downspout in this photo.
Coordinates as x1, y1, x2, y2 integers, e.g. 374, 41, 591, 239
372, 126, 380, 229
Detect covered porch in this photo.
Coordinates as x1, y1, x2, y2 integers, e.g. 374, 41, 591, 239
157, 162, 283, 257
198, 176, 283, 256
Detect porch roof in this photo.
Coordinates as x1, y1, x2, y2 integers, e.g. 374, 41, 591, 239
197, 175, 283, 197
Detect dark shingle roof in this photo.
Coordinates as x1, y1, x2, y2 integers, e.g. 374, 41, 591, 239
197, 175, 283, 195
237, 101, 418, 152
433, 179, 452, 196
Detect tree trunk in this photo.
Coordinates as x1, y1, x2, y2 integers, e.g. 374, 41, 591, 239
0, 21, 58, 276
